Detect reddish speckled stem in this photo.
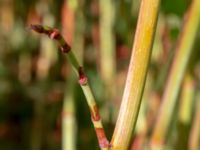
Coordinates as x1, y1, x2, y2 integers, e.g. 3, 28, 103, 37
30, 24, 109, 150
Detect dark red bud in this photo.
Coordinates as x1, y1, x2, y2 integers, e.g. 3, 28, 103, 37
60, 43, 71, 53
49, 30, 62, 40
78, 67, 88, 85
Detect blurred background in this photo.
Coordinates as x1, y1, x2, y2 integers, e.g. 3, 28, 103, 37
0, 0, 199, 149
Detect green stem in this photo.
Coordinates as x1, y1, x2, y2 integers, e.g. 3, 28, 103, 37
111, 0, 160, 149
30, 25, 109, 150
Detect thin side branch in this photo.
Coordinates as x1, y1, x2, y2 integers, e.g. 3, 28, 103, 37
30, 24, 109, 150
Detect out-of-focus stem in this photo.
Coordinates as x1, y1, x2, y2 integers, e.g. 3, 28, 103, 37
132, 73, 161, 150
189, 95, 200, 150
62, 99, 76, 150
62, 0, 85, 149
99, 0, 116, 100
178, 73, 194, 125
176, 73, 195, 150
150, 0, 200, 149
61, 1, 77, 150
111, 0, 160, 149
62, 76, 77, 150
131, 0, 140, 16
30, 25, 109, 150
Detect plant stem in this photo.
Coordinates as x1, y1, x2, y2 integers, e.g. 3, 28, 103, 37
30, 25, 109, 150
99, 0, 116, 123
110, 0, 160, 149
62, 76, 77, 150
178, 73, 194, 125
189, 93, 200, 150
150, 0, 200, 148
61, 1, 77, 149
176, 72, 195, 150
99, 0, 116, 95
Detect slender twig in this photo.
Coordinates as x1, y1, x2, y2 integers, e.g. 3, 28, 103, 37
110, 0, 160, 149
150, 0, 200, 149
30, 24, 109, 150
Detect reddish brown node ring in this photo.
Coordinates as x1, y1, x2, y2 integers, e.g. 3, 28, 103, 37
60, 43, 71, 53
30, 24, 71, 53
90, 105, 101, 121
47, 30, 71, 53
78, 67, 88, 85
49, 30, 62, 40
95, 128, 110, 148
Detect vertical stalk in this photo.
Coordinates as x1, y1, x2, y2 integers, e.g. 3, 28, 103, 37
61, 1, 76, 150
189, 94, 200, 150
150, 0, 200, 149
178, 73, 194, 127
62, 0, 85, 149
62, 76, 77, 150
176, 73, 195, 150
99, 0, 116, 102
111, 0, 160, 149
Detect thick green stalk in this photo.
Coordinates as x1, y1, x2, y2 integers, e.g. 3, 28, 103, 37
30, 25, 109, 150
150, 0, 200, 148
111, 0, 160, 149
